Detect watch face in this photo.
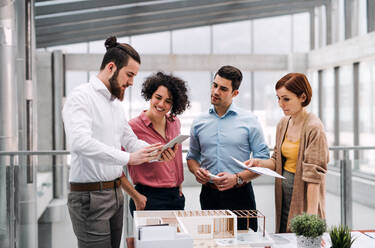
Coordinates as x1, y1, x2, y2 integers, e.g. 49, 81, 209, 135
237, 176, 243, 185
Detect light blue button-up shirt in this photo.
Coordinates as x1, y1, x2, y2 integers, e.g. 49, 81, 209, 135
187, 103, 270, 175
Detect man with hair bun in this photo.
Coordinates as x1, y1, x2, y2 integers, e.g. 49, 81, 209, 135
62, 36, 176, 248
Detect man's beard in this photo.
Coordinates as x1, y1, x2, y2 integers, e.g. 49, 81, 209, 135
109, 70, 125, 101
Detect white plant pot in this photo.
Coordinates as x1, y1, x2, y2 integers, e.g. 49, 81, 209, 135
296, 235, 322, 248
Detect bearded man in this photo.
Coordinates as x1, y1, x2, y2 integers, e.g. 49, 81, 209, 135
62, 36, 175, 248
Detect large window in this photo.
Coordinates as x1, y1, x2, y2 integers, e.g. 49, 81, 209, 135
173, 71, 211, 136
124, 71, 153, 120
253, 15, 292, 54
358, 61, 375, 175
172, 26, 211, 54
131, 31, 171, 54
339, 65, 354, 146
213, 20, 252, 54
292, 12, 310, 53
307, 70, 319, 115
322, 68, 335, 146
232, 72, 251, 110
253, 71, 286, 147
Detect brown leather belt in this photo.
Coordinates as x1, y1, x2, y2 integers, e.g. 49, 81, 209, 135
205, 182, 248, 191
70, 178, 121, 192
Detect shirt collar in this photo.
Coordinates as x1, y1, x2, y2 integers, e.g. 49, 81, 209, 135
209, 103, 238, 117
140, 111, 152, 127
90, 76, 113, 100
140, 111, 173, 127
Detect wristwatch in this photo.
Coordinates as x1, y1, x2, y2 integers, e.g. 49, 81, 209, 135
236, 173, 244, 185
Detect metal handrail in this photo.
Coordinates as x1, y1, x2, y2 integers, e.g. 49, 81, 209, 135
0, 150, 69, 156
1, 145, 375, 156
1, 145, 375, 232
328, 146, 375, 150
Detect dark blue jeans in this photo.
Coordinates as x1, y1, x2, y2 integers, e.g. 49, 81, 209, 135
200, 182, 258, 232
129, 184, 185, 216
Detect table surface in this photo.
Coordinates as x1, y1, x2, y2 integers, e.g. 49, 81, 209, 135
126, 230, 375, 248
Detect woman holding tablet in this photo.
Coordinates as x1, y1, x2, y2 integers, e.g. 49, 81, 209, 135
121, 72, 190, 215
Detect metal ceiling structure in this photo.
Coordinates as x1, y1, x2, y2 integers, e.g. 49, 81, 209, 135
35, 0, 328, 48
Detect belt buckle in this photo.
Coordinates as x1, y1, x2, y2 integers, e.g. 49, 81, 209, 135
99, 181, 103, 191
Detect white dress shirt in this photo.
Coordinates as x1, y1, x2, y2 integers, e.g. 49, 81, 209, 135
62, 76, 148, 183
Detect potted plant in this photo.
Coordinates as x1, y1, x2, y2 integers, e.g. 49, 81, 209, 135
329, 225, 356, 248
290, 213, 327, 248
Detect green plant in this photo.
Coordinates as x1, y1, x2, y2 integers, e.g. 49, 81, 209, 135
290, 213, 326, 238
329, 225, 356, 248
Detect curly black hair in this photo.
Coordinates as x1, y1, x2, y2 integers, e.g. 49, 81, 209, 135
141, 72, 190, 121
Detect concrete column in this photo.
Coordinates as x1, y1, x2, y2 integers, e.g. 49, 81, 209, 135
52, 51, 66, 199
325, 2, 333, 45
309, 9, 315, 50
16, 1, 38, 248
318, 70, 323, 122
330, 0, 340, 44
288, 53, 307, 73
0, 0, 18, 246
367, 0, 375, 32
344, 0, 352, 39
317, 6, 326, 48
351, 0, 360, 37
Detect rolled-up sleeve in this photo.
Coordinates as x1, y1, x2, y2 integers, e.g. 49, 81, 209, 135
302, 126, 329, 184
186, 123, 201, 162
249, 120, 270, 160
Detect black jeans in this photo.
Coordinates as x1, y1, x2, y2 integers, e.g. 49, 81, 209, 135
129, 184, 185, 216
200, 183, 258, 232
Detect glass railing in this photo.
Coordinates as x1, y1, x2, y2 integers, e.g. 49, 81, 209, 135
0, 151, 69, 248
0, 146, 375, 247
326, 146, 375, 230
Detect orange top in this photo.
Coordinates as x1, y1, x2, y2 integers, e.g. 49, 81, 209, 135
281, 136, 300, 173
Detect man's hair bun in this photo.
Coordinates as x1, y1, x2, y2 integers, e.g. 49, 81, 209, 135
104, 36, 118, 50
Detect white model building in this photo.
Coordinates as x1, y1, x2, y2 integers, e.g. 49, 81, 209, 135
133, 210, 260, 248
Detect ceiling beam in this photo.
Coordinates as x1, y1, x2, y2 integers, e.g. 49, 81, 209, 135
36, 6, 311, 47
35, 0, 326, 27
63, 53, 289, 71
35, 0, 159, 16
35, 0, 328, 47
37, 0, 321, 35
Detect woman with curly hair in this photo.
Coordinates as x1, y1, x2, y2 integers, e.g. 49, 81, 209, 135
121, 71, 190, 215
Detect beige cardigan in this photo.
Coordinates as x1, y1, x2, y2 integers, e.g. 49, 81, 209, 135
271, 112, 329, 233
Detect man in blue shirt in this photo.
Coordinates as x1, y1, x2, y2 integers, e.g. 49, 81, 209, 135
187, 65, 269, 231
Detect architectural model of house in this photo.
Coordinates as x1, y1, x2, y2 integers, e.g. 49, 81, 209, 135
133, 209, 273, 248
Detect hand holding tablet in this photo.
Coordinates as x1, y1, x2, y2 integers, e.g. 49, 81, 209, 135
162, 135, 190, 151
151, 135, 190, 162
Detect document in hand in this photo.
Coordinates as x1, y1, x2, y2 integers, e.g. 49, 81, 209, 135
231, 157, 285, 179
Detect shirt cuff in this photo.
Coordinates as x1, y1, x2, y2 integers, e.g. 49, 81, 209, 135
186, 152, 200, 163
115, 150, 130, 165
302, 162, 326, 184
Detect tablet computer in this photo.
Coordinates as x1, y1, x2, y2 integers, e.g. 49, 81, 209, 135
151, 135, 190, 161
162, 134, 190, 150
